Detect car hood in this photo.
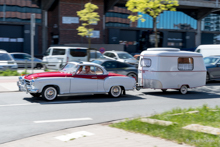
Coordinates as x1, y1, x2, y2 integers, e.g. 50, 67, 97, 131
24, 71, 72, 80
205, 64, 216, 68
123, 59, 138, 64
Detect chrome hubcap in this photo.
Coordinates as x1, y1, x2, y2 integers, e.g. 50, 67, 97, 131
111, 86, 121, 97
45, 87, 56, 100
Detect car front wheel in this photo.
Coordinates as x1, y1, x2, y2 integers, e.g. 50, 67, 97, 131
109, 86, 122, 98
42, 86, 58, 101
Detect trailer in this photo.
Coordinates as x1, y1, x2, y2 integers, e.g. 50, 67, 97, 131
136, 48, 206, 94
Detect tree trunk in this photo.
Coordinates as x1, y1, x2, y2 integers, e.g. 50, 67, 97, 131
87, 37, 91, 62
153, 17, 158, 47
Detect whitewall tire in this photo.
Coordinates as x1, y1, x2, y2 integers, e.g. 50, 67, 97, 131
109, 86, 122, 98
42, 86, 58, 101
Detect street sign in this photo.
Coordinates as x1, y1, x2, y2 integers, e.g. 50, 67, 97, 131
99, 47, 105, 54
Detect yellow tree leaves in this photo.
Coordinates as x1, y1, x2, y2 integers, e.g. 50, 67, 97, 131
76, 2, 100, 37
126, 0, 179, 21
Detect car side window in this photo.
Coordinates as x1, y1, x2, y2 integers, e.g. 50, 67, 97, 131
104, 52, 110, 57
118, 62, 128, 68
52, 48, 66, 55
13, 54, 23, 59
95, 67, 104, 75
109, 53, 116, 58
102, 61, 117, 68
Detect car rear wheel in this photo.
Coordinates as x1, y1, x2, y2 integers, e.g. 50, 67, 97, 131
127, 73, 137, 82
179, 85, 188, 94
30, 93, 41, 97
35, 63, 43, 69
109, 86, 122, 98
42, 86, 58, 101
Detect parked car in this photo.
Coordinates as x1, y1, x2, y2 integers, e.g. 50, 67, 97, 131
103, 50, 138, 65
204, 56, 220, 82
43, 46, 103, 70
92, 59, 138, 81
10, 52, 43, 69
0, 49, 18, 71
17, 61, 136, 101
195, 44, 220, 57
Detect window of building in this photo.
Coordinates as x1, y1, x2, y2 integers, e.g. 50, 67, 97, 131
178, 57, 194, 71
141, 58, 151, 67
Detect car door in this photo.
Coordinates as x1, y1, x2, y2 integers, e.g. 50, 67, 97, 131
102, 61, 119, 74
211, 59, 220, 79
70, 66, 98, 93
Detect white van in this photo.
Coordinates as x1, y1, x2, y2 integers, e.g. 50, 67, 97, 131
195, 45, 220, 57
136, 48, 206, 94
43, 46, 103, 70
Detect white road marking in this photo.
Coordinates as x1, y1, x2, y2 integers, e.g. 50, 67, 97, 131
0, 103, 36, 107
34, 117, 93, 123
55, 131, 94, 141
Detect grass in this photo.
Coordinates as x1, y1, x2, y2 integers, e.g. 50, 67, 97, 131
0, 69, 30, 76
110, 105, 220, 147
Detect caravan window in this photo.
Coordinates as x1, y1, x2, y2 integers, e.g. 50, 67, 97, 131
178, 57, 194, 71
141, 58, 151, 67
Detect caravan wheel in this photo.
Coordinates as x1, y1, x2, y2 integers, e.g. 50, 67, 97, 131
179, 85, 188, 94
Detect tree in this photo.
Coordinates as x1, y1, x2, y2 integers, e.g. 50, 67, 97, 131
77, 2, 100, 61
126, 0, 179, 47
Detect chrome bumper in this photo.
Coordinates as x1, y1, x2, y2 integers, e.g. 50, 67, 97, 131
17, 77, 39, 93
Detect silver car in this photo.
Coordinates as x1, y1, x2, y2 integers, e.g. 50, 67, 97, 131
0, 50, 18, 71
103, 50, 138, 65
10, 53, 43, 69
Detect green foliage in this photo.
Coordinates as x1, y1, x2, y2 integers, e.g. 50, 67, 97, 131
76, 2, 100, 37
21, 69, 30, 75
0, 69, 20, 76
111, 104, 220, 147
126, 0, 179, 21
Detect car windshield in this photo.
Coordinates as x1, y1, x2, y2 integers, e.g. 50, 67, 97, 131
60, 63, 78, 73
118, 53, 134, 59
204, 57, 219, 64
0, 53, 12, 61
90, 52, 105, 59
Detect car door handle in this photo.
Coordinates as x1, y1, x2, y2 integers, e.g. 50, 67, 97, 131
92, 76, 97, 78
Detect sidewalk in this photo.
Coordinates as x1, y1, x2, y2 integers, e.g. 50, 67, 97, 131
0, 76, 19, 92
0, 77, 193, 147
0, 123, 192, 147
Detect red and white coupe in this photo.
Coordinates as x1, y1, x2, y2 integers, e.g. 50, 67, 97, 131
17, 62, 136, 101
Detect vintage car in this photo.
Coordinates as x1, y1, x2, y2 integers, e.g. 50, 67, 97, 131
17, 62, 136, 101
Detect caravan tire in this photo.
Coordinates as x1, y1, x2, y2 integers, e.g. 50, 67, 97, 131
179, 85, 188, 94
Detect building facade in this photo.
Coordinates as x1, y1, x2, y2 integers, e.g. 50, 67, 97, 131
0, 0, 42, 56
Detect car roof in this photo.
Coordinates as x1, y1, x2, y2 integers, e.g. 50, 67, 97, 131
104, 50, 128, 53
10, 52, 28, 54
0, 49, 8, 53
50, 46, 88, 49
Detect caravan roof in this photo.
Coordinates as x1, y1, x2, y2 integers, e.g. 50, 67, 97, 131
141, 48, 203, 57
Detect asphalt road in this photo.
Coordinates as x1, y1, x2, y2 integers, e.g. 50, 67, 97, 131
1, 82, 220, 144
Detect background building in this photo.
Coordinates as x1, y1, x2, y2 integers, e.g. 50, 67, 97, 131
0, 0, 42, 57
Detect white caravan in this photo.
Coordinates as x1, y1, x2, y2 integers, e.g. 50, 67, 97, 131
136, 48, 206, 94
195, 44, 220, 57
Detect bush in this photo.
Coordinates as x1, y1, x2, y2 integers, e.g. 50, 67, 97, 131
0, 69, 20, 76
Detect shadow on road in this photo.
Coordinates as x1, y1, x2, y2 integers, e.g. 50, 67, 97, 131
23, 93, 145, 104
